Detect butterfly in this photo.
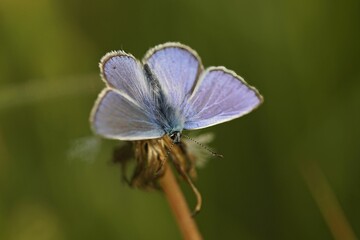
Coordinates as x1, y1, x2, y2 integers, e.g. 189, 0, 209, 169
90, 42, 263, 143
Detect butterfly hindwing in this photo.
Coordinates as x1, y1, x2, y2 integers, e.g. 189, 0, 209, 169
90, 89, 165, 140
183, 67, 263, 130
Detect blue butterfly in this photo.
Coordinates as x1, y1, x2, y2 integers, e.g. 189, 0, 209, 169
90, 42, 263, 143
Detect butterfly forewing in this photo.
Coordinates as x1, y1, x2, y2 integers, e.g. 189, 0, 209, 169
100, 51, 153, 107
143, 43, 203, 109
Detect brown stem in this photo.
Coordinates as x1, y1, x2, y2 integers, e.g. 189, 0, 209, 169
299, 160, 357, 240
159, 164, 203, 240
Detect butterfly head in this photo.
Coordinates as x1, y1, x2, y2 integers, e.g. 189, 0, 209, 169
169, 131, 181, 144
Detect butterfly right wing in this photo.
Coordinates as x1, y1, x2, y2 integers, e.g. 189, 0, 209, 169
90, 52, 165, 140
142, 43, 203, 110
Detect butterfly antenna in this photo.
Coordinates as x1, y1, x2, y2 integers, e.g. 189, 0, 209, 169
182, 134, 223, 158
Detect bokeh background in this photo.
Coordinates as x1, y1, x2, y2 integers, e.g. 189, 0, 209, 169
1, 0, 359, 239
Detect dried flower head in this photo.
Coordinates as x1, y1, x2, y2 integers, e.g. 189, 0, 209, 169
113, 134, 209, 214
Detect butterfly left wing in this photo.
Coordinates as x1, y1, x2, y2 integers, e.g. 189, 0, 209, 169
183, 67, 263, 130
91, 89, 165, 140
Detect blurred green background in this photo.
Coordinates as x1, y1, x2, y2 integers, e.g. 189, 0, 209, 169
1, 0, 359, 239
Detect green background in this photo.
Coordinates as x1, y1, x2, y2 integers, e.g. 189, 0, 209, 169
1, 0, 359, 239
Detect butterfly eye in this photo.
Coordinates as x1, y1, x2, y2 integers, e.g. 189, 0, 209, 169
169, 131, 181, 144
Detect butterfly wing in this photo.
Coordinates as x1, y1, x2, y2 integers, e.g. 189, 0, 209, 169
183, 67, 263, 130
90, 52, 165, 140
100, 51, 153, 106
91, 89, 165, 140
142, 42, 203, 109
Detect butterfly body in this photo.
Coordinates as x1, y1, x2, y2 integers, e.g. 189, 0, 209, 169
90, 42, 263, 142
143, 63, 185, 139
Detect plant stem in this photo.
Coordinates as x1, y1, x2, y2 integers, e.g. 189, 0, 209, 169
159, 164, 203, 240
299, 160, 357, 240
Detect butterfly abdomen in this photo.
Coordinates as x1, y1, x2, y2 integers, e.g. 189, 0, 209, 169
143, 64, 184, 135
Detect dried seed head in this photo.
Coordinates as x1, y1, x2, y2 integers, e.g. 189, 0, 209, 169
112, 135, 197, 189
112, 133, 216, 214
